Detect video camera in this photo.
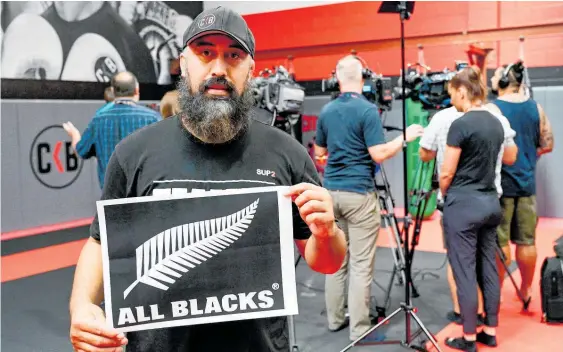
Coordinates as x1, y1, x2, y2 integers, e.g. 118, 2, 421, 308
322, 67, 393, 112
250, 65, 305, 116
250, 65, 305, 139
396, 61, 468, 110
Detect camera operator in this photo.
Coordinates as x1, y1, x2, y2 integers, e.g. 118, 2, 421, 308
439, 66, 514, 351
315, 54, 424, 342
488, 61, 554, 304
419, 92, 517, 327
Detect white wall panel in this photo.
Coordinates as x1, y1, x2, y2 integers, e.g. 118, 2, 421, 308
203, 1, 352, 15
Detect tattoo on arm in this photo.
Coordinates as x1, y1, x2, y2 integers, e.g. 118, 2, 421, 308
538, 104, 554, 151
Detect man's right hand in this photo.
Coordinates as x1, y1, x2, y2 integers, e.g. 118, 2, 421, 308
70, 303, 127, 352
405, 124, 425, 142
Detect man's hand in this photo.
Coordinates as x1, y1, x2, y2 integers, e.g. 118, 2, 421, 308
63, 121, 80, 139
70, 303, 127, 352
285, 183, 346, 274
63, 121, 82, 151
405, 124, 425, 142
285, 183, 336, 240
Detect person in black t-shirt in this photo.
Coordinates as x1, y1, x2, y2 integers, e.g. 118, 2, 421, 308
68, 7, 348, 352
440, 67, 505, 352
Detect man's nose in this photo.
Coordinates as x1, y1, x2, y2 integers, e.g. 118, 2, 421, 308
210, 57, 228, 77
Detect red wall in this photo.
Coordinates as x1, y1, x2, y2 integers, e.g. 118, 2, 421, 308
244, 1, 563, 80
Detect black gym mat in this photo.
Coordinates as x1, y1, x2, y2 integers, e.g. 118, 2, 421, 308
1, 226, 91, 256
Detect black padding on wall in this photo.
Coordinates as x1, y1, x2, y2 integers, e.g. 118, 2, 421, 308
2, 66, 561, 100
1, 79, 175, 101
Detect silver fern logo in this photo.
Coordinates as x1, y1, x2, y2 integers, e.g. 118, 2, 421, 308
123, 199, 260, 299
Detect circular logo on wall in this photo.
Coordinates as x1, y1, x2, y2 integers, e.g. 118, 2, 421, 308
29, 125, 84, 189
94, 56, 119, 83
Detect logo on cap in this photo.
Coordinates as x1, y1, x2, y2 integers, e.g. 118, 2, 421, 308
198, 14, 215, 29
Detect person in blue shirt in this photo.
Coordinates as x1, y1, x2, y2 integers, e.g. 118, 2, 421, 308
95, 86, 115, 114
314, 54, 424, 342
488, 61, 554, 304
63, 71, 161, 189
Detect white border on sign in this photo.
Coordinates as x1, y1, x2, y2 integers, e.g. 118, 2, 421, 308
97, 185, 298, 333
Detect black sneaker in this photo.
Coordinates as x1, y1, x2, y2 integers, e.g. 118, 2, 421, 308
476, 331, 497, 347
477, 314, 485, 327
445, 337, 477, 352
446, 311, 462, 324
446, 311, 485, 327
328, 317, 349, 332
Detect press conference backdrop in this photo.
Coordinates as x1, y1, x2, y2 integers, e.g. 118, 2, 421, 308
1, 87, 562, 233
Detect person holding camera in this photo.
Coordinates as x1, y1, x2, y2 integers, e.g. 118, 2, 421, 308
419, 91, 517, 327
489, 61, 554, 304
315, 54, 424, 342
439, 66, 512, 351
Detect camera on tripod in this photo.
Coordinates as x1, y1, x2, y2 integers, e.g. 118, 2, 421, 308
396, 60, 468, 110
250, 65, 305, 138
321, 63, 394, 112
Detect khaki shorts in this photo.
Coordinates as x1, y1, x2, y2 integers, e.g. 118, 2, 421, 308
497, 196, 538, 247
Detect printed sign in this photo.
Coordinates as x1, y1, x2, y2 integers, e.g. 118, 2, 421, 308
98, 186, 298, 333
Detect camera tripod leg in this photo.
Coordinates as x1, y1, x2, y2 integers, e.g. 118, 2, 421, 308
373, 214, 410, 316
409, 311, 443, 352
409, 279, 420, 298
379, 262, 397, 314
339, 306, 404, 352
495, 244, 529, 310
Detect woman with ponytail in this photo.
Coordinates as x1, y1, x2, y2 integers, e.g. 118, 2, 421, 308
440, 66, 506, 351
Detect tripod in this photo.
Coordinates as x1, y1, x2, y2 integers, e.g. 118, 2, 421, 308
495, 240, 531, 310
371, 163, 409, 321
290, 253, 304, 352
407, 160, 440, 284
341, 3, 442, 351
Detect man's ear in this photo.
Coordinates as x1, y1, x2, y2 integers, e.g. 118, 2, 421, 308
180, 52, 188, 78
248, 59, 255, 80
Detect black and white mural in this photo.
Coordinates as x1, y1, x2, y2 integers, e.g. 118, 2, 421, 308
0, 1, 203, 84
97, 186, 298, 332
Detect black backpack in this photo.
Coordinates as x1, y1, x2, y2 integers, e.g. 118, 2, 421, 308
540, 236, 563, 323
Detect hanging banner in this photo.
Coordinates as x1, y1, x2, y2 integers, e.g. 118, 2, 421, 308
98, 186, 298, 333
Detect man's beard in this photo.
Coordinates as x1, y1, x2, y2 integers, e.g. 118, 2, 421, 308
177, 74, 254, 144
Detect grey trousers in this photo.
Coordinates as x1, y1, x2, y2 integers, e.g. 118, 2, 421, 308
443, 190, 502, 334
325, 190, 380, 340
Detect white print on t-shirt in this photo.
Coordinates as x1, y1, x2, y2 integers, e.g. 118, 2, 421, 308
151, 179, 277, 196
256, 169, 276, 178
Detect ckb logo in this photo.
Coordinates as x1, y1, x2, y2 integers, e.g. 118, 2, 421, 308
198, 14, 215, 29
29, 125, 83, 189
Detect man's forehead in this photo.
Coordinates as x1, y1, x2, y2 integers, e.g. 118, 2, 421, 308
189, 33, 241, 48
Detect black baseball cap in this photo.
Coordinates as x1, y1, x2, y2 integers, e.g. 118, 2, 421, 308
182, 7, 256, 58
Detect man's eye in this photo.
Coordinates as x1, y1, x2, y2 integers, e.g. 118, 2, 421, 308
230, 52, 240, 59
202, 50, 211, 56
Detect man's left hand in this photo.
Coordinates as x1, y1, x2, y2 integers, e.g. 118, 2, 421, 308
62, 121, 81, 139
285, 183, 336, 240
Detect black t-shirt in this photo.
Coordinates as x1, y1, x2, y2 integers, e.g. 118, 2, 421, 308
446, 110, 504, 194
90, 116, 320, 352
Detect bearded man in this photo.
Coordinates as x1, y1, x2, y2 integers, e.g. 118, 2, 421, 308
68, 7, 347, 352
